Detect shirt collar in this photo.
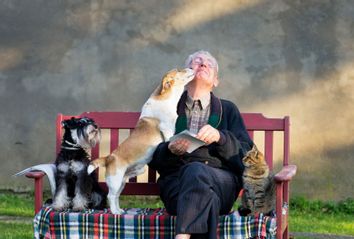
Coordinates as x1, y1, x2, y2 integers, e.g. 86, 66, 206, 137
185, 93, 211, 110
175, 91, 222, 134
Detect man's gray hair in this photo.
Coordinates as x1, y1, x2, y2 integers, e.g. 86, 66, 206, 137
184, 50, 219, 72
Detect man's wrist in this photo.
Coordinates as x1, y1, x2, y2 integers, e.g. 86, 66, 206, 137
217, 131, 226, 145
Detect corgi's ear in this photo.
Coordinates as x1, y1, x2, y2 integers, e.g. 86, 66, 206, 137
160, 78, 174, 95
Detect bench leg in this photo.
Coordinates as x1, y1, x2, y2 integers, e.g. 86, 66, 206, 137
34, 177, 43, 214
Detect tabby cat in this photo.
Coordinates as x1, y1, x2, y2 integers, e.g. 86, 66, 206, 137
238, 145, 275, 216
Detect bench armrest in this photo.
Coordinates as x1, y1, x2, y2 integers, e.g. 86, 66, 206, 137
274, 164, 296, 238
274, 165, 297, 182
25, 171, 46, 179
26, 172, 46, 214
22, 164, 56, 214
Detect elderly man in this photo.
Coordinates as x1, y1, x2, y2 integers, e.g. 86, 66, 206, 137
149, 50, 253, 239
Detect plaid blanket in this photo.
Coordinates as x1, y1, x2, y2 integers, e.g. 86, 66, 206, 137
34, 207, 276, 239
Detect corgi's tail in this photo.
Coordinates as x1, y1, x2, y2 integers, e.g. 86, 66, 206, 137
87, 155, 115, 174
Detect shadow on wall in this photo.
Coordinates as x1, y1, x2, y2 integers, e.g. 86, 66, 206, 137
248, 64, 354, 200
0, 0, 354, 200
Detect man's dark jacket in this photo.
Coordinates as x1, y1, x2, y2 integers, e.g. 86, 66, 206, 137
148, 91, 253, 184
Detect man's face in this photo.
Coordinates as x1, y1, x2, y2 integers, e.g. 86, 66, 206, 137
189, 53, 218, 88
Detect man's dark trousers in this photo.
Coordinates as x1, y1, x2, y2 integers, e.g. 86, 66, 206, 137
157, 162, 242, 239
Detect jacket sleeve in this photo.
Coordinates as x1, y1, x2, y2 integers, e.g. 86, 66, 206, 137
214, 101, 253, 174
148, 141, 185, 176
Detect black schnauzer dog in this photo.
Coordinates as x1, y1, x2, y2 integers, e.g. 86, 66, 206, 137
52, 117, 106, 211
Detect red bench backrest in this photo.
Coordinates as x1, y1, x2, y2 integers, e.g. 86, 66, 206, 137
56, 112, 290, 195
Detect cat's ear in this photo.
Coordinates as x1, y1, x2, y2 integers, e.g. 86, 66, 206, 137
252, 144, 258, 157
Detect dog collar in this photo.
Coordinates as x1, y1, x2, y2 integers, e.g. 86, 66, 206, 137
61, 140, 81, 150
64, 140, 80, 147
61, 140, 92, 155
61, 146, 81, 150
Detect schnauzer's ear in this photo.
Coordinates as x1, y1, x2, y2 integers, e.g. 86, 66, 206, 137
80, 117, 93, 125
61, 117, 76, 129
79, 117, 97, 127
80, 118, 88, 124
61, 119, 69, 128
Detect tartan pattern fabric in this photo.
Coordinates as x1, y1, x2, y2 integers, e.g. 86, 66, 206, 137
34, 207, 276, 239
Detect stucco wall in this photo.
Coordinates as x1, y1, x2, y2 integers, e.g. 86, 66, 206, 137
1, 0, 353, 200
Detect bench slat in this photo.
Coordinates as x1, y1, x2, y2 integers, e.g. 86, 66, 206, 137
264, 130, 274, 169
242, 113, 286, 131
110, 129, 119, 152
81, 112, 140, 128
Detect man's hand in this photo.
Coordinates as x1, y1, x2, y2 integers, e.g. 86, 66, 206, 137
196, 124, 220, 145
168, 138, 191, 155
168, 124, 220, 155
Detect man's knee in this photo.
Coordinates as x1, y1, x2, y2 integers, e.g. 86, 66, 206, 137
179, 162, 210, 182
181, 162, 208, 176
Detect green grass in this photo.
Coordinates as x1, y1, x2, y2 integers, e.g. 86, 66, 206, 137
0, 193, 34, 239
0, 193, 34, 217
0, 222, 33, 239
120, 195, 164, 208
290, 211, 354, 235
289, 196, 354, 236
0, 192, 353, 238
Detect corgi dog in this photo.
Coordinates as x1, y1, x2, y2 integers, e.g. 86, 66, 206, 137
87, 68, 194, 214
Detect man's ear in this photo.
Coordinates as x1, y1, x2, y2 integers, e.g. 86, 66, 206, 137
213, 76, 219, 87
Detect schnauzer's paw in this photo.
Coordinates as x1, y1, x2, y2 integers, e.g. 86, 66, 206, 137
52, 193, 70, 211
72, 196, 88, 211
52, 201, 70, 211
72, 205, 86, 211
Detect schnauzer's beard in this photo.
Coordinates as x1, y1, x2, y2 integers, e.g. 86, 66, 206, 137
71, 124, 101, 149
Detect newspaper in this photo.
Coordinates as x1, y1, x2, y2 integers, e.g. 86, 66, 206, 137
169, 130, 205, 153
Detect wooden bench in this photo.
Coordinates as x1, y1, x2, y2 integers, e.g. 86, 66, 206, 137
26, 111, 297, 239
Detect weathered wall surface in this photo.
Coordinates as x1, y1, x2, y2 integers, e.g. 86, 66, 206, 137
1, 0, 353, 200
